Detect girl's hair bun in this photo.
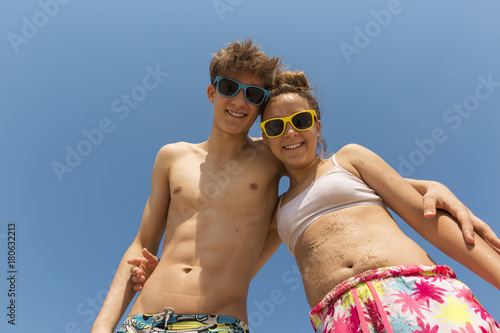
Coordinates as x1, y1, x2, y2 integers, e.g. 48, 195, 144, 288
275, 70, 310, 90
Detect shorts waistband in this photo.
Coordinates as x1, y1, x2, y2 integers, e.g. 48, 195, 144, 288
126, 313, 248, 325
118, 310, 249, 333
313, 265, 456, 312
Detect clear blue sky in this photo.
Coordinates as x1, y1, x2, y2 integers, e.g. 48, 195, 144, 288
1, 1, 499, 332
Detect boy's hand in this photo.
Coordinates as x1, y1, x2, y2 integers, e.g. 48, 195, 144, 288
127, 248, 159, 292
422, 181, 500, 253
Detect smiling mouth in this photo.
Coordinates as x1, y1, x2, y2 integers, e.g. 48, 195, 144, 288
284, 143, 303, 150
227, 110, 245, 118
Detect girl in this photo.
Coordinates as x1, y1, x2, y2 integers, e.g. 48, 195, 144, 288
259, 70, 500, 332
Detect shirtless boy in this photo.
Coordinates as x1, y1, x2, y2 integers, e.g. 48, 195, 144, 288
91, 40, 498, 333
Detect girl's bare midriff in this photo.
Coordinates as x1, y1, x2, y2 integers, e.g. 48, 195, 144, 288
293, 204, 435, 308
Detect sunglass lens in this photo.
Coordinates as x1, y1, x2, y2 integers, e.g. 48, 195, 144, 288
265, 120, 284, 137
246, 87, 265, 104
292, 112, 313, 130
219, 79, 239, 97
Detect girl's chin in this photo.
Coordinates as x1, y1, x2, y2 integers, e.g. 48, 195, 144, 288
279, 155, 312, 168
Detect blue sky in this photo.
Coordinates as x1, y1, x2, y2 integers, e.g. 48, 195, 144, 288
1, 0, 499, 332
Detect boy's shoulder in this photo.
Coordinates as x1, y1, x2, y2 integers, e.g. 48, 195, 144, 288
246, 136, 266, 149
245, 136, 276, 158
155, 141, 206, 162
159, 141, 205, 153
245, 136, 282, 170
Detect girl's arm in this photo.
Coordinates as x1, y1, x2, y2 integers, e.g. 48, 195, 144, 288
405, 178, 500, 251
337, 144, 500, 290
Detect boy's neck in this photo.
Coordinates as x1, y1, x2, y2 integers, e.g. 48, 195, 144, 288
204, 128, 251, 160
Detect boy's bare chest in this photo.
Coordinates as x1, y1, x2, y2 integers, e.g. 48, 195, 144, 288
168, 157, 276, 208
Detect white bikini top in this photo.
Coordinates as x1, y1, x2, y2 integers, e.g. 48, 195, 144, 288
276, 155, 387, 254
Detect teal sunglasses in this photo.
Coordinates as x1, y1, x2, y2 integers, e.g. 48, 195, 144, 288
213, 76, 270, 105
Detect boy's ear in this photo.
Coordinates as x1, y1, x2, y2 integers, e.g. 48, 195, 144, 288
207, 85, 215, 103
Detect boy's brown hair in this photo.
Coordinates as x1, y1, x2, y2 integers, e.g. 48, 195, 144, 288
209, 39, 282, 89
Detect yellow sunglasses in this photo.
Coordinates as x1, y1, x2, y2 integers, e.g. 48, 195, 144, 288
260, 110, 317, 138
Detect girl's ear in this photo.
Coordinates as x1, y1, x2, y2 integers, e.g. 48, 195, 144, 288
316, 119, 322, 137
207, 84, 215, 103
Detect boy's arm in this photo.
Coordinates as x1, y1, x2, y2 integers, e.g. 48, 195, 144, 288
91, 146, 172, 333
405, 178, 500, 251
339, 144, 500, 289
251, 213, 282, 279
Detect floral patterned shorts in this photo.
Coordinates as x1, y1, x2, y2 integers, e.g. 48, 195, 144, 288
310, 265, 500, 333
